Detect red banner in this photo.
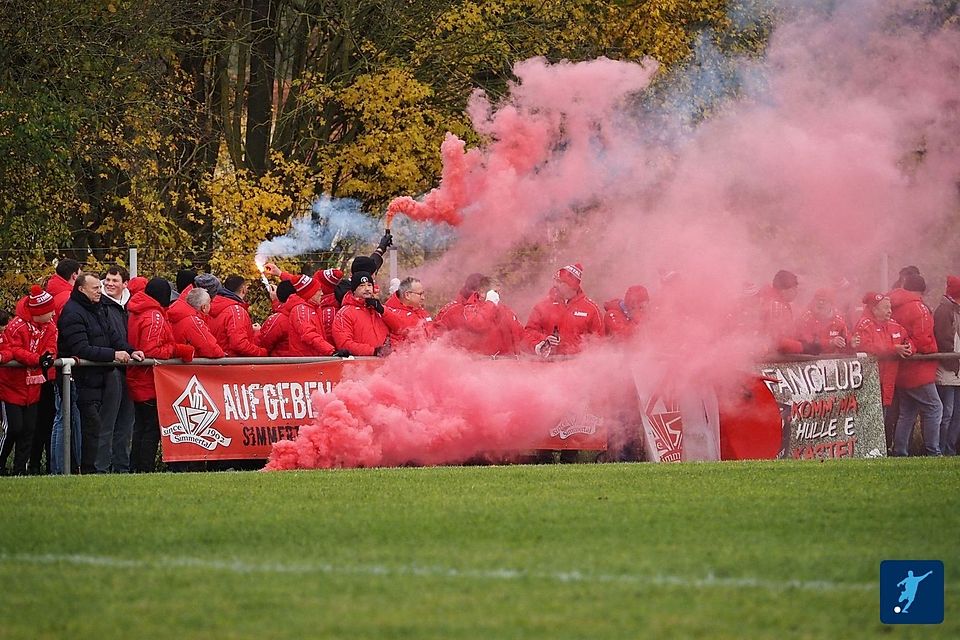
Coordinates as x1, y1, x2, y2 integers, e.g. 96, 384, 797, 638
153, 361, 607, 462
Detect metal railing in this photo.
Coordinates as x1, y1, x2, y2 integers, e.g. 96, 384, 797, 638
4, 350, 960, 474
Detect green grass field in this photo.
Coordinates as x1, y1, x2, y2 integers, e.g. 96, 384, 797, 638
1, 459, 958, 639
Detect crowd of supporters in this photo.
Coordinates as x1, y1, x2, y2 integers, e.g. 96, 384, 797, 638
2, 232, 959, 473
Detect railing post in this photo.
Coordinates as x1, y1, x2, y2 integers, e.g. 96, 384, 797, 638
61, 359, 73, 476
129, 246, 138, 278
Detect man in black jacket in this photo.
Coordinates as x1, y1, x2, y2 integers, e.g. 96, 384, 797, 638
58, 273, 143, 473
333, 231, 393, 306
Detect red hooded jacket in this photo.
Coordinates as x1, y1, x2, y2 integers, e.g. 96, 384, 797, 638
853, 312, 910, 406
45, 273, 74, 318
889, 288, 939, 388
437, 293, 523, 356
522, 288, 603, 356
126, 291, 177, 402
333, 292, 389, 356
0, 303, 58, 405
759, 286, 803, 354
168, 298, 224, 359
603, 299, 644, 339
257, 297, 296, 356
796, 309, 850, 354
209, 293, 266, 357
287, 295, 336, 356
383, 293, 433, 346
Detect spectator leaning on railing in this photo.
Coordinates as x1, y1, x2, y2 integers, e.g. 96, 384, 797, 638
126, 278, 195, 473
58, 273, 144, 474
0, 287, 57, 476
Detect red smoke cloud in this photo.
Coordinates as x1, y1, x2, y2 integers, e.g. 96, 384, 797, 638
269, 2, 960, 470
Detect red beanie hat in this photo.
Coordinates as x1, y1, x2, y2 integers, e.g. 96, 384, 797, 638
292, 274, 320, 300
555, 263, 583, 289
862, 292, 885, 309
946, 275, 960, 300
318, 268, 344, 294
27, 285, 55, 316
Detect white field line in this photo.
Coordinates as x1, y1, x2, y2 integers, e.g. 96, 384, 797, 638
0, 552, 873, 592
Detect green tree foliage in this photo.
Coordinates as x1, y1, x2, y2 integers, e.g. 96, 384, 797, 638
0, 0, 768, 313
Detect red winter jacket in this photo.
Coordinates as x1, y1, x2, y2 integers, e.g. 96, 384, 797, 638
257, 297, 296, 356
796, 309, 850, 354
168, 299, 224, 359
890, 288, 939, 388
522, 288, 603, 356
435, 293, 522, 355
383, 293, 433, 346
759, 286, 802, 354
603, 298, 644, 339
287, 295, 336, 356
0, 304, 58, 405
126, 292, 177, 402
853, 313, 911, 406
209, 293, 266, 356
319, 293, 339, 344
45, 273, 74, 318
333, 292, 389, 356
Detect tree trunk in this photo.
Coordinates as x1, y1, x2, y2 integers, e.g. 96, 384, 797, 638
245, 0, 276, 176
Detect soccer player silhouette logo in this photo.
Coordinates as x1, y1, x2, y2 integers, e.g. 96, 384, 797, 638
895, 570, 933, 613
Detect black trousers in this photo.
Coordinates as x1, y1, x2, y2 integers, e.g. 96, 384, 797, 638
0, 402, 39, 475
79, 400, 104, 474
131, 400, 160, 473
28, 381, 55, 474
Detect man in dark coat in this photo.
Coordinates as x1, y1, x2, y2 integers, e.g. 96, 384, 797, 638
57, 273, 144, 473
99, 265, 136, 472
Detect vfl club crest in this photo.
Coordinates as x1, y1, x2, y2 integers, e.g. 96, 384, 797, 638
550, 411, 602, 439
161, 375, 232, 450
641, 393, 683, 462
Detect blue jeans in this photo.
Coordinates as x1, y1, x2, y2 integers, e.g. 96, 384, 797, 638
50, 380, 82, 474
893, 384, 943, 456
936, 385, 960, 455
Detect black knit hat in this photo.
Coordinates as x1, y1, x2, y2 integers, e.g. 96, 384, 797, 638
903, 274, 927, 293
145, 277, 172, 308
350, 272, 373, 291
351, 256, 377, 275
772, 270, 799, 290
176, 269, 197, 293
276, 280, 296, 303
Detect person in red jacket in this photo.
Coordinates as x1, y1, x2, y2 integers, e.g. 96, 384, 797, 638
758, 270, 804, 354
853, 293, 913, 422
46, 259, 81, 318
256, 281, 296, 356
169, 288, 225, 359
333, 272, 390, 357
126, 278, 195, 472
208, 275, 267, 357
796, 288, 857, 354
286, 274, 339, 357
0, 286, 58, 475
603, 285, 649, 339
523, 263, 603, 357
265, 264, 344, 344
383, 277, 434, 346
436, 274, 524, 356
889, 274, 943, 456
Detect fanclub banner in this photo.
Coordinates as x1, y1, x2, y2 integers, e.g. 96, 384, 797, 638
154, 360, 607, 462
154, 361, 357, 461
758, 356, 886, 459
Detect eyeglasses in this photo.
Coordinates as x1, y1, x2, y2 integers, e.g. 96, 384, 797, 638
409, 291, 426, 297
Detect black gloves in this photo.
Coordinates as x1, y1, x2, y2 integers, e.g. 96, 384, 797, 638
376, 230, 393, 252
332, 349, 352, 358
365, 297, 384, 314
39, 351, 55, 379
373, 344, 392, 358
